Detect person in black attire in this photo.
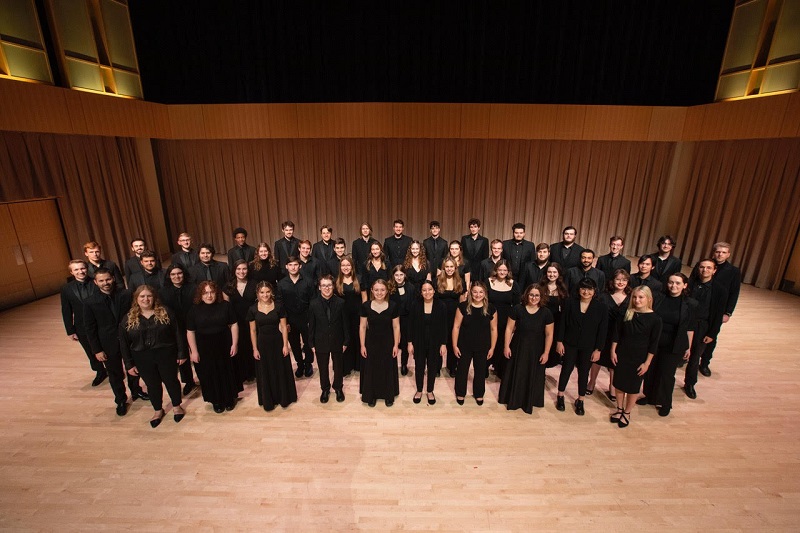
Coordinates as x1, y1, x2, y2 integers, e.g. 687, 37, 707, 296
448, 240, 472, 288
486, 260, 521, 381
189, 244, 230, 287
298, 240, 323, 283
588, 269, 631, 401
276, 256, 316, 378
61, 259, 105, 386
308, 275, 349, 403
502, 222, 535, 281
406, 281, 447, 405
119, 285, 186, 427
362, 242, 389, 299
539, 263, 569, 369
549, 226, 585, 271
312, 225, 335, 266
128, 250, 164, 293
402, 240, 430, 287
124, 237, 147, 283
476, 239, 503, 285
389, 265, 416, 376
434, 258, 467, 377
461, 218, 489, 273
274, 221, 300, 273
335, 257, 363, 375
250, 242, 282, 286
565, 249, 606, 297
171, 232, 199, 273
630, 255, 663, 296
452, 282, 498, 406
325, 238, 347, 278
651, 235, 682, 283
224, 260, 258, 384
352, 223, 378, 280
83, 269, 148, 416
227, 227, 256, 269
700, 242, 742, 375
160, 264, 197, 395
640, 273, 695, 417
359, 279, 401, 407
596, 236, 631, 281
683, 259, 728, 399
423, 221, 448, 275
555, 278, 608, 416
83, 241, 124, 287
520, 243, 551, 289
384, 219, 413, 269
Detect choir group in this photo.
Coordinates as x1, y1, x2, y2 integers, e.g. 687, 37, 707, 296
60, 219, 741, 428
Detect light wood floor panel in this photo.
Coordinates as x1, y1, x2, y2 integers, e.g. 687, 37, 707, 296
0, 285, 798, 531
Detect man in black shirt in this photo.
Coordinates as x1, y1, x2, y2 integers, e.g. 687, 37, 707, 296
189, 244, 230, 287
171, 232, 199, 273
124, 237, 147, 283
476, 239, 504, 284
630, 255, 663, 295
521, 243, 551, 288
83, 241, 124, 287
596, 236, 631, 281
298, 240, 322, 283
274, 221, 300, 273
549, 226, 585, 271
383, 219, 413, 268
128, 250, 164, 293
566, 250, 606, 296
651, 235, 682, 283
424, 220, 448, 274
312, 225, 335, 265
698, 242, 741, 376
277, 257, 316, 378
502, 222, 534, 280
61, 259, 105, 386
461, 218, 489, 270
308, 275, 349, 403
352, 223, 378, 279
227, 227, 256, 269
325, 238, 347, 277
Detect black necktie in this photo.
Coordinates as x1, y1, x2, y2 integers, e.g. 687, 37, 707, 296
205, 265, 212, 281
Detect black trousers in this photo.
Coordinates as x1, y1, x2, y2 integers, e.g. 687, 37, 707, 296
178, 359, 195, 384
317, 348, 343, 392
558, 345, 592, 397
684, 320, 709, 387
287, 315, 314, 368
398, 316, 409, 367
77, 332, 105, 372
643, 346, 683, 409
414, 345, 438, 393
701, 327, 723, 367
455, 349, 487, 398
104, 349, 143, 404
134, 347, 182, 410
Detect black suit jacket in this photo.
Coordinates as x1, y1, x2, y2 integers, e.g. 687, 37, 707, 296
87, 259, 124, 288
423, 236, 449, 272
83, 289, 133, 356
651, 254, 682, 283
61, 279, 98, 335
189, 260, 230, 287
171, 249, 199, 272
352, 237, 379, 277
556, 297, 608, 350
596, 253, 631, 280
227, 244, 256, 269
405, 299, 448, 350
383, 235, 413, 268
461, 234, 489, 267
128, 269, 165, 293
274, 237, 300, 271
308, 295, 349, 353
312, 239, 335, 263
549, 242, 585, 271
502, 239, 535, 279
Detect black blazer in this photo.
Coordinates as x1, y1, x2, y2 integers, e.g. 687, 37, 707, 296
60, 279, 98, 335
383, 235, 413, 268
83, 289, 133, 356
549, 242, 585, 271
128, 269, 165, 293
405, 299, 448, 350
565, 266, 606, 297
654, 295, 696, 354
312, 239, 335, 263
424, 236, 449, 272
461, 234, 489, 267
502, 239, 535, 278
308, 295, 349, 353
171, 249, 199, 272
596, 253, 631, 280
556, 297, 608, 351
87, 259, 124, 288
651, 254, 682, 283
189, 260, 230, 287
351, 237, 379, 277
274, 237, 300, 271
227, 244, 256, 269
160, 283, 197, 331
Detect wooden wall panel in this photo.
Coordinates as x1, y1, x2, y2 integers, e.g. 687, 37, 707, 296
682, 106, 706, 141
361, 103, 393, 137
200, 104, 271, 139
488, 104, 559, 139
0, 79, 73, 134
167, 105, 206, 139
583, 105, 652, 140
779, 92, 800, 138
265, 104, 299, 138
459, 104, 490, 138
648, 107, 687, 141
554, 105, 587, 139
700, 96, 790, 139
296, 103, 368, 138
392, 103, 461, 138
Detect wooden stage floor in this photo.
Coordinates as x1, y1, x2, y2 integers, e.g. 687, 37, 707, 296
0, 286, 798, 531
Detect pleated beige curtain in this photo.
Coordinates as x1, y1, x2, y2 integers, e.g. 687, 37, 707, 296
0, 131, 157, 270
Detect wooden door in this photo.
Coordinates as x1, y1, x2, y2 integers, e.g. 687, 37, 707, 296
0, 204, 36, 310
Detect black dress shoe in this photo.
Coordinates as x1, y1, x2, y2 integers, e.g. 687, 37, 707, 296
225, 402, 235, 411
264, 403, 275, 412
304, 364, 314, 378
335, 389, 345, 402
556, 395, 565, 411
456, 397, 465, 405
368, 399, 376, 407
699, 366, 712, 377
413, 393, 422, 404
91, 371, 107, 387
115, 402, 127, 416
133, 390, 149, 401
401, 364, 408, 376
684, 385, 697, 399
475, 398, 484, 406
320, 390, 330, 403
427, 393, 436, 405
574, 399, 585, 416
213, 404, 224, 413
636, 397, 649, 406
182, 382, 196, 396
150, 410, 164, 428
295, 367, 304, 378
173, 408, 185, 423
385, 398, 394, 407
658, 406, 671, 417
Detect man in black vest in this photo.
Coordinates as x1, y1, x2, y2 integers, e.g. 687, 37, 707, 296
549, 226, 585, 271
61, 259, 105, 386
227, 227, 256, 269
308, 275, 350, 403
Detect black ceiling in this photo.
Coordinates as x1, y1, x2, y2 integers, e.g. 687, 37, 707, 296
129, 1, 735, 106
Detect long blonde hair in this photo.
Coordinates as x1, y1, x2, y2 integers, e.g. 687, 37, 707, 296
625, 286, 653, 321
126, 285, 170, 330
465, 281, 489, 316
436, 258, 463, 295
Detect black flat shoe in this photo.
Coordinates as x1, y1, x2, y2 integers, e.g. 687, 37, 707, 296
413, 392, 422, 404
320, 390, 330, 403
264, 404, 275, 412
182, 382, 196, 396
610, 407, 623, 423
173, 407, 185, 423
475, 397, 484, 406
456, 397, 465, 405
574, 399, 585, 416
556, 395, 565, 411
368, 400, 376, 408
658, 406, 671, 417
150, 410, 164, 428
618, 411, 630, 428
225, 402, 235, 411
115, 402, 127, 416
213, 404, 224, 413
304, 364, 314, 378
401, 365, 409, 376
91, 371, 107, 387
385, 399, 394, 407
636, 397, 648, 406
295, 367, 304, 378
335, 389, 345, 402
684, 385, 697, 399
427, 393, 436, 405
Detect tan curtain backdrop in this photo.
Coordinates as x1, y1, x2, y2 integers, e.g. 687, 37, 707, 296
676, 138, 800, 289
0, 131, 157, 270
154, 138, 675, 262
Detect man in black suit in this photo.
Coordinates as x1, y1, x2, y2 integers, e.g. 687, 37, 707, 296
171, 232, 199, 272
651, 235, 682, 283
476, 239, 504, 284
124, 237, 147, 283
277, 257, 316, 378
189, 244, 230, 287
83, 241, 124, 287
700, 242, 742, 376
227, 227, 256, 269
274, 221, 300, 272
384, 219, 413, 268
61, 259, 105, 386
128, 250, 164, 293
308, 275, 350, 403
502, 222, 535, 280
520, 243, 551, 288
461, 218, 489, 271
596, 235, 631, 280
83, 269, 148, 415
423, 220, 448, 274
312, 225, 335, 265
630, 255, 664, 295
325, 238, 347, 277
549, 226, 585, 271
566, 249, 606, 296
352, 223, 378, 279
161, 264, 198, 395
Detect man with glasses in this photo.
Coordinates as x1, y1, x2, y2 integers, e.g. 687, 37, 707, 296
308, 275, 349, 403
651, 235, 682, 283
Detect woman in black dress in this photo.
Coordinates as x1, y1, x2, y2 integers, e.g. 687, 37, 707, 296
389, 265, 416, 376
119, 286, 186, 427
247, 281, 297, 411
538, 263, 568, 369
434, 258, 466, 377
452, 281, 498, 406
250, 242, 282, 286
361, 242, 389, 302
359, 279, 401, 407
498, 284, 554, 413
640, 273, 694, 417
447, 240, 471, 287
486, 260, 521, 380
587, 269, 631, 401
403, 240, 430, 287
186, 281, 242, 413
610, 286, 662, 427
406, 281, 447, 405
555, 278, 608, 416
224, 260, 257, 384
336, 256, 362, 375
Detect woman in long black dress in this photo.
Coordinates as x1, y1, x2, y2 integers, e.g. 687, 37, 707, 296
247, 281, 297, 411
498, 284, 554, 413
610, 286, 662, 428
641, 273, 694, 417
359, 279, 401, 407
187, 281, 241, 413
336, 256, 362, 375
224, 260, 257, 384
486, 260, 521, 380
406, 281, 447, 405
587, 269, 631, 401
361, 242, 389, 302
434, 258, 466, 377
119, 285, 186, 427
452, 281, 498, 406
403, 240, 430, 287
389, 265, 416, 376
538, 263, 568, 369
250, 242, 282, 286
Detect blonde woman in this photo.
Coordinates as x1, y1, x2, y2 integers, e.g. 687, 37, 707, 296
452, 281, 497, 405
434, 258, 465, 376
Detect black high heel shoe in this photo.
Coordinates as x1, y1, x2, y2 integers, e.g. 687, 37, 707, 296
610, 407, 623, 423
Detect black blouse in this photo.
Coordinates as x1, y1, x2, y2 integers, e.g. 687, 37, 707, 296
456, 301, 496, 352
119, 309, 186, 368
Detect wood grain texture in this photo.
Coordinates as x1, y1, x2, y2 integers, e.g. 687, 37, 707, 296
0, 286, 798, 531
